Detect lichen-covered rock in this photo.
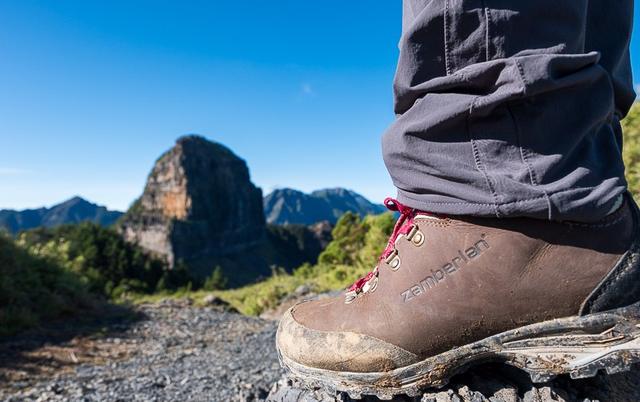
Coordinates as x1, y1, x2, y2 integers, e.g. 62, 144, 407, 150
119, 135, 265, 270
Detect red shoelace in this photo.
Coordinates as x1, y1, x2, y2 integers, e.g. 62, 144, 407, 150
347, 197, 421, 293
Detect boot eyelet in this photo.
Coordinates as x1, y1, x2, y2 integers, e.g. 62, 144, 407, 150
411, 230, 425, 246
384, 250, 401, 271
364, 275, 378, 293
344, 291, 358, 304
405, 226, 424, 247
369, 276, 378, 292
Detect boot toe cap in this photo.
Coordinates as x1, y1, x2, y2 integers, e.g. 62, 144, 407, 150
276, 301, 419, 373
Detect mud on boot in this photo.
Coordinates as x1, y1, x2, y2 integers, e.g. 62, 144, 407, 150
275, 194, 640, 399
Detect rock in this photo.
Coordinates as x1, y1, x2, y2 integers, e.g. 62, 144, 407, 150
294, 285, 311, 295
202, 294, 238, 313
117, 136, 330, 285
118, 135, 265, 276
202, 294, 224, 306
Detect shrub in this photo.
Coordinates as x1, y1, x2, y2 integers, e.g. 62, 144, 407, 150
0, 233, 93, 336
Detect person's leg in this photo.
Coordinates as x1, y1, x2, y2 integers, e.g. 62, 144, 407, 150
276, 2, 640, 397
383, 0, 634, 222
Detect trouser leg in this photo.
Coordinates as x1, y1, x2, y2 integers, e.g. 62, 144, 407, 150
383, 0, 634, 221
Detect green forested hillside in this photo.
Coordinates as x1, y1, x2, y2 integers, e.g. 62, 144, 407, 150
17, 223, 191, 299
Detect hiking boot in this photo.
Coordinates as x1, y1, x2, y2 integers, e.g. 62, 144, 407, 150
276, 193, 640, 399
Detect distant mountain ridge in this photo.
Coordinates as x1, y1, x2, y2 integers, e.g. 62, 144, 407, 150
263, 188, 386, 225
0, 196, 123, 235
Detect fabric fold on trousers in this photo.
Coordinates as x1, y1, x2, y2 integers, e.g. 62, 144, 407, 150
383, 0, 634, 221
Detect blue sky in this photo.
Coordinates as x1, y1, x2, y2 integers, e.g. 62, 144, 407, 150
0, 2, 639, 211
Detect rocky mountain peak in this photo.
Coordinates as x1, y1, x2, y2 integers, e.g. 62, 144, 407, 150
119, 135, 265, 268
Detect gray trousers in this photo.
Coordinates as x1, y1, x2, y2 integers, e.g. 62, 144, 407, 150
382, 0, 635, 221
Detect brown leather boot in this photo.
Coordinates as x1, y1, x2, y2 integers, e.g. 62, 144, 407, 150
276, 194, 640, 399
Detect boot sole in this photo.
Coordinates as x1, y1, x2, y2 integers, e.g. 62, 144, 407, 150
278, 301, 640, 400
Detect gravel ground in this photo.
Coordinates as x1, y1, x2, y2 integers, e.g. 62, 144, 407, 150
2, 299, 639, 402
0, 300, 282, 402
